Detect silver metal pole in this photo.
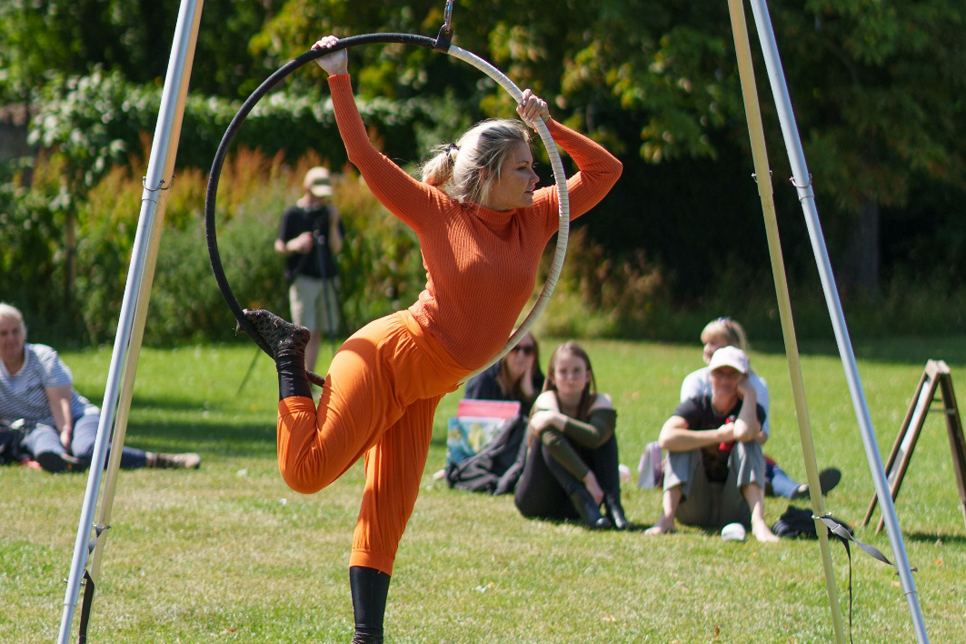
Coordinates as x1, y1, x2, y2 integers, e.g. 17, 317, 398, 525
745, 0, 928, 640
57, 0, 204, 640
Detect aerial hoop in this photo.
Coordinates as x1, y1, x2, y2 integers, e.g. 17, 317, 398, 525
205, 31, 570, 386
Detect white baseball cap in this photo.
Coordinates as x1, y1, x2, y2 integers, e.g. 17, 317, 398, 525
708, 346, 749, 374
304, 166, 333, 197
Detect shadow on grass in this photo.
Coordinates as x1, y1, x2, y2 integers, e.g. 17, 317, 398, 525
129, 393, 272, 412
904, 531, 966, 546
750, 336, 966, 367
124, 419, 277, 459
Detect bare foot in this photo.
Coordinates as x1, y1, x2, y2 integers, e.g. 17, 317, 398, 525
644, 515, 676, 535
752, 520, 780, 543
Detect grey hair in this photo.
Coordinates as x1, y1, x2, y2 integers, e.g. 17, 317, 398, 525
0, 302, 26, 338
421, 119, 531, 206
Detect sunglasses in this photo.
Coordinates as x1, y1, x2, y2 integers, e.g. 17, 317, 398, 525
510, 345, 535, 356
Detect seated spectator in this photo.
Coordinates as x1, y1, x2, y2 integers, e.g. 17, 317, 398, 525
0, 302, 200, 473
646, 346, 778, 541
464, 332, 544, 417
681, 317, 840, 500
514, 341, 628, 530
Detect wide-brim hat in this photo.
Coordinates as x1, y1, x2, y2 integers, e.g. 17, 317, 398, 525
304, 166, 333, 197
708, 345, 749, 374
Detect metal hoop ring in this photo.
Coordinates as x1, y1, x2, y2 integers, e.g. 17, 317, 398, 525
204, 34, 570, 386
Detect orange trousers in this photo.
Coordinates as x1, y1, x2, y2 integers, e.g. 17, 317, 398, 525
276, 311, 470, 575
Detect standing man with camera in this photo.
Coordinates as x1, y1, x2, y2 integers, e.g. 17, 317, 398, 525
275, 166, 345, 376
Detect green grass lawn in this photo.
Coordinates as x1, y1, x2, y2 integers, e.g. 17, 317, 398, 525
3, 336, 966, 642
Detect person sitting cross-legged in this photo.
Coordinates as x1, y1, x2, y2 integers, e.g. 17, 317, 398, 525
514, 341, 628, 530
645, 346, 779, 542
680, 316, 841, 501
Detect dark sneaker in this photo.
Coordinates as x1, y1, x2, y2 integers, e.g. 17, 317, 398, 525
818, 467, 842, 495
241, 309, 310, 359
35, 451, 82, 473
153, 452, 201, 469
791, 467, 842, 500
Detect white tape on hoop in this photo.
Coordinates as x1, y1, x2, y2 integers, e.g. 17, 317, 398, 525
445, 45, 571, 383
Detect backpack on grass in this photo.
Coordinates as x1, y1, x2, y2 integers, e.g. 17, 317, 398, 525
772, 504, 853, 539
0, 420, 28, 466
445, 415, 528, 495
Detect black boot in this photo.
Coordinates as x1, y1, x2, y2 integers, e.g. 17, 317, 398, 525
603, 493, 629, 530
569, 490, 612, 530
350, 566, 391, 644
242, 309, 310, 359
242, 309, 312, 400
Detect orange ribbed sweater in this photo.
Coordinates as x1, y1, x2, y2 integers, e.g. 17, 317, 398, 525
329, 74, 622, 369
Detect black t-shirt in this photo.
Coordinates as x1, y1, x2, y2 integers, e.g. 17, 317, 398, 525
673, 395, 767, 483
277, 204, 344, 282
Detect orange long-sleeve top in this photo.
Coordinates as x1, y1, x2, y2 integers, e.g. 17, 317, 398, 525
329, 74, 622, 370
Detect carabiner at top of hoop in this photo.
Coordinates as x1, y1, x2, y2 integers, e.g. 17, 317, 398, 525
434, 0, 456, 50
443, 0, 454, 31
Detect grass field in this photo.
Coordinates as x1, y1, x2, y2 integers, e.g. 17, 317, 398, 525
3, 336, 966, 642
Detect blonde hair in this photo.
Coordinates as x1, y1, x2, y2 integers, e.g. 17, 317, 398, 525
421, 119, 531, 206
701, 317, 749, 351
0, 302, 26, 338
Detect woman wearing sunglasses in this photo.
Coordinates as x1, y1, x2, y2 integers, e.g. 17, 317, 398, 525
463, 332, 544, 416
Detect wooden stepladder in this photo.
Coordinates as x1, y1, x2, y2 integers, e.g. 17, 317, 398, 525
863, 360, 966, 533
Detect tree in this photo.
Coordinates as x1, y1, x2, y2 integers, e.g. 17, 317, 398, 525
0, 0, 272, 104
7, 0, 966, 318
761, 0, 966, 293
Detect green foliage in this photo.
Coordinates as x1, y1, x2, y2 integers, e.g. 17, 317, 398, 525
47, 148, 430, 345
535, 227, 666, 339
776, 0, 966, 212
7, 0, 966, 337
149, 195, 287, 345
0, 0, 271, 102
27, 68, 430, 194
0, 157, 72, 336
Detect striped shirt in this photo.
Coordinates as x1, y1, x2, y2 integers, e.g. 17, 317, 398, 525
0, 343, 97, 426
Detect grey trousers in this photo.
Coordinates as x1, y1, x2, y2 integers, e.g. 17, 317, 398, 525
21, 413, 148, 469
664, 441, 765, 528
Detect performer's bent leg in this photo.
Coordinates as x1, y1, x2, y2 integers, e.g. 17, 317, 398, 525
350, 395, 441, 575
275, 318, 411, 494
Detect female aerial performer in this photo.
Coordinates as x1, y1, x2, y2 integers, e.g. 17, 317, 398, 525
244, 34, 622, 643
